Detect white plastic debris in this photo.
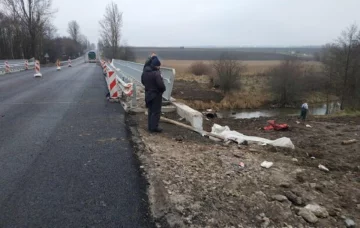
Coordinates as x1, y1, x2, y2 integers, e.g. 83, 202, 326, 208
318, 164, 329, 172
211, 124, 295, 149
305, 204, 329, 218
344, 218, 356, 228
306, 124, 312, 128
261, 161, 274, 169
296, 121, 300, 124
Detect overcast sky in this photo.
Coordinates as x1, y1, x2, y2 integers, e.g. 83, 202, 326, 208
52, 0, 360, 47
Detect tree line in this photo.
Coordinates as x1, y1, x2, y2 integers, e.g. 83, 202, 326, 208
0, 0, 93, 62
269, 23, 360, 110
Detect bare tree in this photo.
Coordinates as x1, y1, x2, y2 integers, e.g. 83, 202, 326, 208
269, 58, 304, 106
321, 44, 339, 113
1, 0, 55, 58
67, 20, 80, 43
321, 24, 360, 110
213, 53, 246, 94
99, 1, 122, 58
119, 44, 136, 61
335, 24, 360, 109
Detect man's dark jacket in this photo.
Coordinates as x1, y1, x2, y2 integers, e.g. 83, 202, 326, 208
141, 66, 166, 105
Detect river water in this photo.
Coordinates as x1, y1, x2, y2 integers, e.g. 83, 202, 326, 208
218, 102, 341, 119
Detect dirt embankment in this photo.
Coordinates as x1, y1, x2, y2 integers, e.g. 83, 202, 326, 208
172, 80, 224, 103
129, 113, 360, 227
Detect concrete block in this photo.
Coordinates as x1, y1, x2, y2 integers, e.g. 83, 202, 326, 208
172, 102, 203, 131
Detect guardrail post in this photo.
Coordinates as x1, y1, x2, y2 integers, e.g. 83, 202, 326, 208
131, 83, 137, 108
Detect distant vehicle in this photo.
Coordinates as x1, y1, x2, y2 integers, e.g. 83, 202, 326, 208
85, 50, 97, 63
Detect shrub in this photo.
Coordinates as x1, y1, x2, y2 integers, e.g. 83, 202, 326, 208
213, 53, 246, 94
268, 59, 304, 106
188, 61, 211, 76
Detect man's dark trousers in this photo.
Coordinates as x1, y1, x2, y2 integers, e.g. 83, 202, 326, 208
147, 93, 162, 131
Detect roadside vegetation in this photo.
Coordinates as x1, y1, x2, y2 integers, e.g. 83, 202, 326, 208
0, 0, 93, 62
0, 0, 134, 63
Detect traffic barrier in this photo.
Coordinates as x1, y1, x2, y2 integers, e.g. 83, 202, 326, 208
102, 61, 107, 75
106, 70, 119, 98
34, 60, 42, 77
5, 61, 10, 73
68, 58, 72, 67
0, 59, 35, 75
58, 56, 83, 67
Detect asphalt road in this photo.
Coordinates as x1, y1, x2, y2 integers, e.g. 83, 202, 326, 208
0, 63, 153, 228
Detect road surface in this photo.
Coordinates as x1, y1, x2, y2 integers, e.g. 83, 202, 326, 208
0, 63, 153, 227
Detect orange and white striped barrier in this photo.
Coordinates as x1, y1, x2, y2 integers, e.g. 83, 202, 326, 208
25, 60, 29, 70
34, 60, 42, 77
103, 62, 108, 75
107, 70, 119, 99
68, 58, 72, 67
5, 61, 10, 73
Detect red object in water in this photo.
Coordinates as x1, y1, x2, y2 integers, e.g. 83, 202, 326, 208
264, 120, 289, 131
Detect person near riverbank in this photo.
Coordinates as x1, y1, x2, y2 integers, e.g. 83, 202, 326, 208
141, 56, 166, 133
300, 101, 309, 121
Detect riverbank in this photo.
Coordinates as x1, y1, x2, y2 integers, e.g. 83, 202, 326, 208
129, 112, 360, 227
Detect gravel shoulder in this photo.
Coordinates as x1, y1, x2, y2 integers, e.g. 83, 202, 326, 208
128, 111, 360, 227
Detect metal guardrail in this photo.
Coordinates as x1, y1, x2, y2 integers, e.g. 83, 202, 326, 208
102, 61, 137, 108
0, 60, 35, 75
112, 59, 176, 101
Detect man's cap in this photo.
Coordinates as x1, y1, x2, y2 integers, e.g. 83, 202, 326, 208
151, 56, 161, 67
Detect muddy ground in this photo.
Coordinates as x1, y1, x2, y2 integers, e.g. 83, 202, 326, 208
128, 112, 359, 228
172, 80, 223, 103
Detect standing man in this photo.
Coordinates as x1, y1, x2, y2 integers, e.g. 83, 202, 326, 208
141, 56, 166, 133
300, 101, 309, 121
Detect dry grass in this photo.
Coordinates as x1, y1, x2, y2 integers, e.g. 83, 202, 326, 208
164, 60, 281, 110
138, 59, 326, 109
139, 59, 322, 75
175, 72, 211, 84
160, 60, 282, 75
176, 74, 272, 110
